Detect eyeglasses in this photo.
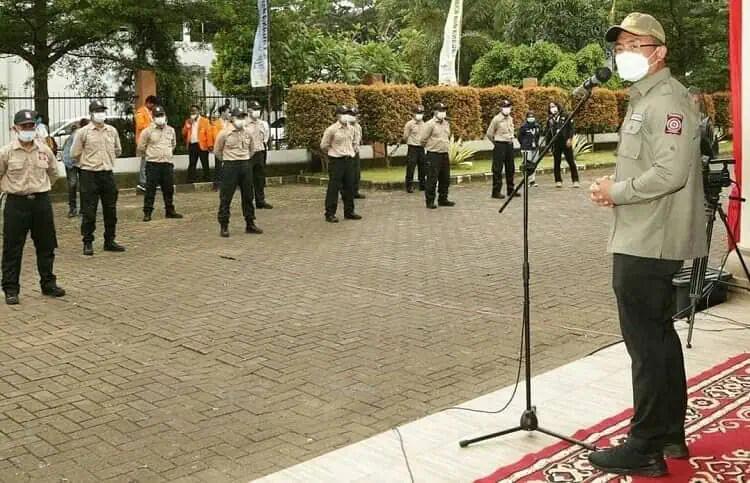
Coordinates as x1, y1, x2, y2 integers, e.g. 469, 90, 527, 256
613, 43, 662, 54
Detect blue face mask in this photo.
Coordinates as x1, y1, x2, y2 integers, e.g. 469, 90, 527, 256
527, 118, 535, 124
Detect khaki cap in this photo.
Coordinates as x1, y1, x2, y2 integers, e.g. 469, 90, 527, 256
605, 12, 666, 44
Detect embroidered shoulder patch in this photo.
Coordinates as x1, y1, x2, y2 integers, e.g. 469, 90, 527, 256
38, 152, 48, 161
665, 113, 683, 135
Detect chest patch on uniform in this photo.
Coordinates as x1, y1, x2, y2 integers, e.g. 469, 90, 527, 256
665, 113, 684, 135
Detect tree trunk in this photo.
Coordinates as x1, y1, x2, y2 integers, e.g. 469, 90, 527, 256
33, 63, 50, 125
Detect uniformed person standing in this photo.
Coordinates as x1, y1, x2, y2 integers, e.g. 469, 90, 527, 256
213, 108, 262, 237
419, 102, 455, 209
486, 99, 517, 198
212, 105, 231, 190
403, 105, 426, 193
71, 100, 126, 256
321, 106, 361, 223
350, 107, 365, 199
0, 109, 65, 305
518, 110, 541, 188
588, 13, 707, 477
247, 101, 273, 209
136, 106, 183, 222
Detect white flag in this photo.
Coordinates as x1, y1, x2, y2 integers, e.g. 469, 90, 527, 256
438, 0, 463, 85
251, 0, 270, 88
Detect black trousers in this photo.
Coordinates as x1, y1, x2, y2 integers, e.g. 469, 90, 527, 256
552, 143, 579, 183
2, 193, 57, 295
325, 156, 355, 217
214, 154, 223, 185
353, 153, 362, 194
406, 145, 426, 189
251, 151, 267, 205
425, 151, 450, 204
79, 170, 118, 244
65, 167, 79, 211
492, 141, 515, 195
143, 162, 176, 215
188, 143, 210, 183
217, 160, 254, 226
613, 254, 686, 453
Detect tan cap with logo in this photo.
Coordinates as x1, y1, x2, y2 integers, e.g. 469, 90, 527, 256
605, 12, 666, 44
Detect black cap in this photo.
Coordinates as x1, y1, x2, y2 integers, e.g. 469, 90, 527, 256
432, 102, 447, 111
413, 104, 425, 113
526, 110, 536, 117
153, 106, 166, 117
335, 105, 351, 115
231, 107, 247, 117
501, 99, 512, 108
351, 106, 359, 115
89, 100, 107, 112
13, 109, 37, 126
248, 100, 262, 110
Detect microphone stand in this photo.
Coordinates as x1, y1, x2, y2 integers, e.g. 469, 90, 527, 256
459, 88, 596, 451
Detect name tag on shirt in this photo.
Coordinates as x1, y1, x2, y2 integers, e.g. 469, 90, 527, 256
630, 113, 644, 122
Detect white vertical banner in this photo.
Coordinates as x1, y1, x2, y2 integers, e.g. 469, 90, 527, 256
438, 0, 463, 85
251, 0, 270, 88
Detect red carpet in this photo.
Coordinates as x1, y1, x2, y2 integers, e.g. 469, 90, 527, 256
476, 353, 750, 482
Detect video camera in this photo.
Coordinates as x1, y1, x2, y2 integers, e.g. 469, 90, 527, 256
702, 157, 734, 193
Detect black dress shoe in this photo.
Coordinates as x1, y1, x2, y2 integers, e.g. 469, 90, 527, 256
344, 213, 362, 220
491, 193, 504, 199
83, 242, 94, 256
588, 442, 668, 477
426, 202, 437, 209
354, 193, 366, 199
220, 225, 230, 237
103, 241, 126, 252
325, 215, 339, 223
438, 199, 455, 207
245, 223, 263, 234
166, 212, 183, 219
5, 293, 19, 305
663, 442, 690, 459
42, 286, 66, 298
143, 214, 152, 222
256, 202, 273, 209
406, 186, 414, 193
68, 209, 77, 218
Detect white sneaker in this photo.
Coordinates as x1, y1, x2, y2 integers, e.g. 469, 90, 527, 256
573, 182, 580, 188
555, 182, 563, 188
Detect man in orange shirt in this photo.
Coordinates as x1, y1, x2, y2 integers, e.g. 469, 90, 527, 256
182, 104, 213, 183
135, 95, 158, 192
211, 105, 231, 190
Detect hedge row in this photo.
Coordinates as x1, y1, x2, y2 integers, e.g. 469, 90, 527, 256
287, 84, 732, 148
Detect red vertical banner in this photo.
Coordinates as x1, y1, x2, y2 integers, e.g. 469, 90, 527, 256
727, 0, 742, 249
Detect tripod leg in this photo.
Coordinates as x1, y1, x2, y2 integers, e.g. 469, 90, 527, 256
459, 426, 524, 448
717, 205, 750, 283
536, 426, 596, 451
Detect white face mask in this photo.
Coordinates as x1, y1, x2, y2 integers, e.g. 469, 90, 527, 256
550, 107, 558, 115
154, 116, 167, 126
251, 110, 261, 119
436, 111, 447, 120
92, 112, 106, 124
615, 51, 655, 82
502, 108, 511, 116
16, 129, 35, 143
527, 117, 535, 123
233, 119, 246, 129
415, 114, 424, 121
340, 115, 354, 124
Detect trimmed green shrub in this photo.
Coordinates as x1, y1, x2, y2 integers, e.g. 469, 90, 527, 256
478, 86, 527, 131
287, 83, 357, 148
419, 86, 482, 141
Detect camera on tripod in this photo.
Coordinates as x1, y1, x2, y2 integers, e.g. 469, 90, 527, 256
702, 156, 734, 194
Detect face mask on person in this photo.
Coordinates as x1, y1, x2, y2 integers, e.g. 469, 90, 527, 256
154, 116, 167, 126
502, 108, 511, 116
550, 107, 559, 116
16, 129, 35, 143
251, 110, 261, 119
92, 112, 107, 124
340, 114, 354, 124
436, 111, 447, 120
615, 50, 656, 83
233, 119, 246, 129
526, 117, 535, 124
415, 114, 424, 121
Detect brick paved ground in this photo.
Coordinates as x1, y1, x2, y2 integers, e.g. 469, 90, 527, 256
0, 170, 727, 482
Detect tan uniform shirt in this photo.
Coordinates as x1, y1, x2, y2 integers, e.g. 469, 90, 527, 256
0, 139, 57, 195
486, 114, 514, 143
71, 123, 122, 171
419, 118, 451, 153
214, 127, 254, 161
352, 122, 362, 154
246, 120, 266, 153
403, 119, 424, 146
136, 124, 177, 164
320, 122, 356, 158
608, 68, 708, 261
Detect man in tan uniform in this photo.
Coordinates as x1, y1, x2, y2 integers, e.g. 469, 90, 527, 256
136, 106, 183, 222
0, 109, 65, 305
588, 13, 707, 477
403, 104, 426, 193
487, 99, 517, 199
321, 105, 361, 223
71, 100, 125, 256
419, 102, 455, 209
213, 107, 262, 237
247, 101, 273, 209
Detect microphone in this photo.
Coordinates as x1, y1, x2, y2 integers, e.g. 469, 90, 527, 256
572, 67, 612, 97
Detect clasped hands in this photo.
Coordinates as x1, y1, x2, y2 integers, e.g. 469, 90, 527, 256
590, 175, 615, 208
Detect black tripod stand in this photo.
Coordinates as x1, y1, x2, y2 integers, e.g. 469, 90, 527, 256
684, 166, 750, 348
459, 86, 599, 451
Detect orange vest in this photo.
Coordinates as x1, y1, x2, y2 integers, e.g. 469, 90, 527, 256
135, 106, 153, 142
182, 116, 213, 151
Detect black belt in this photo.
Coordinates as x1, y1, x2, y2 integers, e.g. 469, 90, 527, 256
6, 192, 49, 200
223, 159, 249, 163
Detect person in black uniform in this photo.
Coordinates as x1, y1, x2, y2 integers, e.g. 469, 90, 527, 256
1, 109, 66, 305
403, 104, 426, 192
546, 102, 580, 188
518, 110, 542, 188
247, 100, 274, 209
